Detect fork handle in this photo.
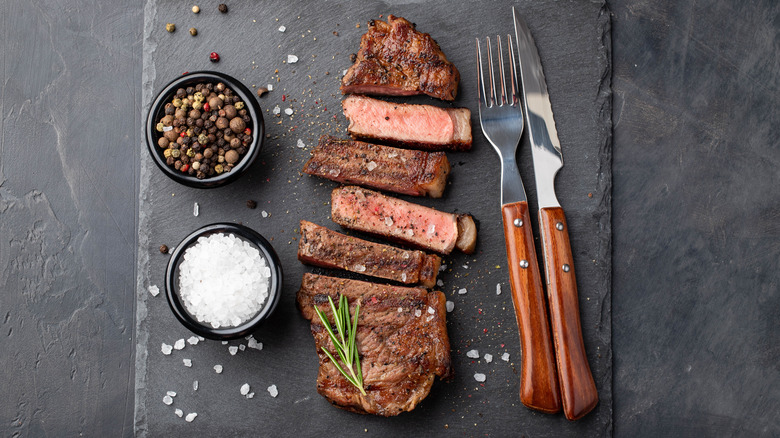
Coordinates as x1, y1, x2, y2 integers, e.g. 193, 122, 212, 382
539, 207, 598, 420
501, 202, 562, 414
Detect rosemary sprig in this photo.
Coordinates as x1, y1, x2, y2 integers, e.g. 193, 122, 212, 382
314, 294, 366, 395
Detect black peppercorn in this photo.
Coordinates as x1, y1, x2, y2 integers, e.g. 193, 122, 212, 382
217, 138, 226, 147
246, 199, 257, 209
186, 86, 195, 95
164, 104, 175, 115
166, 156, 175, 165
159, 244, 169, 254
176, 88, 186, 98
242, 115, 251, 123
218, 3, 228, 13
238, 109, 247, 116
237, 147, 247, 155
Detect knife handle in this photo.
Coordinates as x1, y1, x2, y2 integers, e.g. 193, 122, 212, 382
538, 207, 598, 420
501, 202, 561, 414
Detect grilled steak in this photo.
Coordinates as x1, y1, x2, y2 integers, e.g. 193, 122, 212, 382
297, 273, 452, 416
340, 15, 460, 101
298, 220, 440, 288
342, 95, 472, 152
302, 135, 450, 198
331, 186, 477, 254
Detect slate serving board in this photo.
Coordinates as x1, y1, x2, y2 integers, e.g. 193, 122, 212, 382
135, 0, 612, 435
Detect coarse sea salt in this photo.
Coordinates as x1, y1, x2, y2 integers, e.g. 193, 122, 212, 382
466, 349, 479, 358
484, 354, 493, 363
240, 383, 250, 396
446, 301, 455, 312
458, 288, 468, 295
161, 343, 173, 355
297, 139, 305, 148
247, 337, 263, 350
163, 395, 173, 405
501, 352, 510, 362
183, 358, 192, 367
474, 373, 486, 383
187, 336, 200, 345
287, 54, 298, 63
167, 391, 177, 397
175, 408, 183, 417
261, 210, 268, 218
239, 344, 246, 351
496, 283, 502, 295
229, 346, 239, 355
272, 105, 281, 115
268, 384, 279, 397
193, 380, 199, 391
437, 279, 444, 287
285, 108, 294, 116
267, 84, 274, 91
214, 364, 223, 374
185, 412, 197, 422
174, 339, 185, 350
193, 202, 199, 217
278, 25, 286, 32
148, 285, 160, 297
178, 233, 272, 328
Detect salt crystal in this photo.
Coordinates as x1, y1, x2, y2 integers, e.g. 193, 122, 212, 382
466, 349, 479, 358
272, 105, 281, 115
496, 283, 502, 295
174, 339, 185, 350
287, 54, 298, 63
161, 343, 173, 355
268, 384, 279, 397
297, 139, 305, 148
342, 69, 348, 76
221, 341, 228, 345
439, 264, 447, 272
183, 358, 192, 367
214, 365, 223, 373
458, 288, 467, 295
197, 336, 204, 341
426, 315, 434, 322
474, 373, 487, 383
261, 210, 268, 218
437, 279, 444, 287
384, 216, 393, 227
427, 224, 436, 236
193, 380, 199, 391
401, 272, 407, 282
285, 108, 294, 115
239, 344, 246, 351
163, 395, 173, 405
414, 309, 422, 317
366, 161, 377, 171
267, 84, 274, 91
278, 25, 286, 32
427, 306, 435, 314
397, 307, 403, 313
175, 409, 183, 417
167, 391, 177, 397
405, 228, 414, 237
353, 264, 366, 272
462, 264, 468, 269
229, 346, 238, 355
247, 338, 263, 350
148, 285, 160, 297
501, 352, 510, 362
240, 383, 250, 395
169, 246, 176, 252
246, 392, 255, 399
185, 413, 197, 422
484, 354, 493, 363
446, 301, 455, 312
187, 336, 200, 345
193, 202, 199, 217
387, 152, 398, 158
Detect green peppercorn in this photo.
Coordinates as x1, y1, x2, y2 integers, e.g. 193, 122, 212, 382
166, 23, 176, 33
193, 92, 204, 102
171, 149, 181, 158
198, 133, 209, 144
156, 122, 165, 132
215, 164, 224, 174
189, 27, 198, 36
235, 101, 245, 110
186, 148, 196, 158
192, 101, 203, 110
163, 148, 173, 158
172, 98, 182, 108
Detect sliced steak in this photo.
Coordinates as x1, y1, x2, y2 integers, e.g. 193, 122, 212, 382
302, 135, 450, 198
342, 95, 472, 152
331, 186, 477, 254
298, 220, 441, 288
297, 273, 452, 416
340, 15, 460, 101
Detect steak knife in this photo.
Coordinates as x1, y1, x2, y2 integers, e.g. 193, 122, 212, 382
513, 7, 599, 421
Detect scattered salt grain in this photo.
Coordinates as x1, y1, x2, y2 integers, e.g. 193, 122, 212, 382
240, 383, 250, 396
183, 358, 192, 367
272, 105, 281, 115
175, 409, 183, 417
185, 412, 197, 422
261, 210, 268, 218
284, 108, 294, 115
427, 306, 435, 314
397, 307, 403, 313
446, 301, 455, 312
267, 84, 274, 91
342, 69, 348, 76
353, 264, 367, 272
163, 395, 173, 405
384, 216, 393, 227
458, 288, 468, 295
229, 346, 238, 355
426, 315, 434, 322
161, 343, 173, 355
193, 380, 199, 391
167, 391, 177, 397
401, 272, 407, 282
187, 336, 200, 345
247, 338, 263, 350
437, 279, 444, 287
221, 341, 228, 345
214, 365, 223, 374
287, 54, 298, 63
197, 336, 204, 341
174, 339, 185, 350
496, 283, 502, 295
268, 384, 279, 397
297, 139, 305, 148
501, 352, 510, 362
462, 264, 468, 269
484, 354, 493, 363
474, 373, 487, 383
239, 344, 246, 351
466, 349, 479, 358
193, 202, 199, 217
278, 25, 286, 32
246, 392, 255, 399
414, 309, 422, 317
148, 285, 160, 297
387, 152, 398, 158
439, 264, 447, 272
366, 161, 378, 171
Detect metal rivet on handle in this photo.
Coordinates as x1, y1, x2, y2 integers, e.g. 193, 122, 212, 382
562, 264, 570, 272
556, 222, 564, 231
519, 260, 529, 269
513, 218, 523, 227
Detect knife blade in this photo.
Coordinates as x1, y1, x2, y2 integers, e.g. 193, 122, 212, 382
513, 6, 599, 421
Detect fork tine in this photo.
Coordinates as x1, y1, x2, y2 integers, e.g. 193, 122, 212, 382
476, 38, 486, 107
507, 34, 518, 106
497, 35, 507, 106
486, 37, 496, 107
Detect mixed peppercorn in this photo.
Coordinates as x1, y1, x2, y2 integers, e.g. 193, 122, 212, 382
155, 81, 253, 179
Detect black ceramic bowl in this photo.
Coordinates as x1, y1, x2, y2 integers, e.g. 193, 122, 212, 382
145, 71, 265, 188
165, 223, 283, 340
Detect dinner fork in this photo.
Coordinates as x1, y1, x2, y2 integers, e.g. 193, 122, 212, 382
477, 35, 562, 414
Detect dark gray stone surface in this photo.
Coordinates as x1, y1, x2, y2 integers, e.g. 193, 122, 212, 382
133, 0, 610, 436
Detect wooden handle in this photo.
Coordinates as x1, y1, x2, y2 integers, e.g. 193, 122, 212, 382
501, 202, 561, 414
539, 207, 598, 420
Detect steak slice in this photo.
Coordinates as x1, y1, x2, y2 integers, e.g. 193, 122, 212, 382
340, 15, 460, 101
302, 135, 451, 198
296, 273, 452, 416
331, 186, 477, 254
342, 95, 472, 152
298, 220, 441, 288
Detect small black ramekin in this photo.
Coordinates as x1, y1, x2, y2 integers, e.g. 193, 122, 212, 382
165, 223, 283, 340
146, 71, 265, 188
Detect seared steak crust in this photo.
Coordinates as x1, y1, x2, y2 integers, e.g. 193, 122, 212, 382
303, 136, 450, 198
298, 220, 441, 288
297, 274, 452, 416
340, 15, 460, 101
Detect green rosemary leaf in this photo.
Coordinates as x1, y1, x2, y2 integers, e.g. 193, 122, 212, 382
314, 294, 365, 395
